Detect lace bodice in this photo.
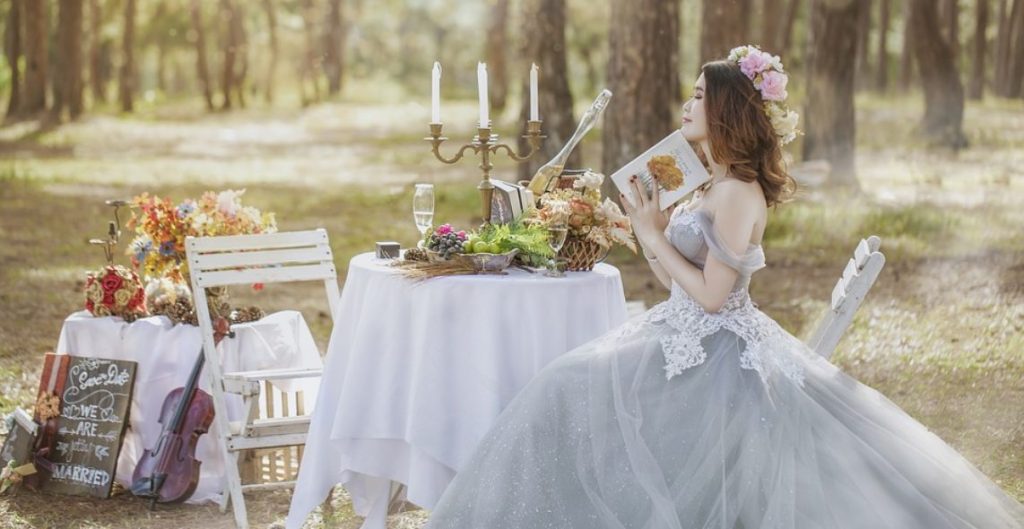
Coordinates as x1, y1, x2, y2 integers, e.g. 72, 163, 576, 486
600, 207, 806, 387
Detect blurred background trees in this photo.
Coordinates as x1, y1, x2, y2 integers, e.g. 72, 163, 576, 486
3, 0, 1024, 187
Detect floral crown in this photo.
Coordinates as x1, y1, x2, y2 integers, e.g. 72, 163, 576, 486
726, 45, 800, 145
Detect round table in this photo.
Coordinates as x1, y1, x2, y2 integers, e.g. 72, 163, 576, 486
287, 252, 628, 529
57, 310, 323, 504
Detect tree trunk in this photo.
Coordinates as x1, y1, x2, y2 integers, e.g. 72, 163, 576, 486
602, 0, 680, 195
969, 0, 989, 99
517, 0, 579, 182
910, 0, 967, 148
232, 1, 247, 108
299, 0, 321, 106
21, 0, 48, 115
875, 0, 891, 91
190, 0, 214, 110
323, 0, 344, 96
155, 1, 168, 94
855, 0, 872, 87
89, 0, 105, 104
52, 0, 85, 121
262, 0, 278, 103
701, 0, 751, 65
781, 0, 802, 57
803, 0, 861, 188
4, 0, 22, 119
900, 0, 914, 90
1009, 0, 1024, 97
486, 0, 510, 113
995, 0, 1010, 94
118, 0, 135, 112
944, 0, 960, 64
762, 0, 784, 52
219, 0, 237, 109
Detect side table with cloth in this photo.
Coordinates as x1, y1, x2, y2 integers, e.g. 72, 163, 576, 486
56, 309, 323, 503
286, 253, 628, 529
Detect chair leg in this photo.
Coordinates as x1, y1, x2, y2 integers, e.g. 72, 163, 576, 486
222, 445, 249, 529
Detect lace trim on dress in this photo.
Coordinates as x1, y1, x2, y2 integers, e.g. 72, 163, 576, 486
601, 290, 806, 387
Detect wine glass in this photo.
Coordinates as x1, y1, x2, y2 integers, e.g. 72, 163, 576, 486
545, 223, 569, 278
413, 184, 435, 247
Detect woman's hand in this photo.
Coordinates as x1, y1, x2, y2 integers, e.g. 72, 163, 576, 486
621, 175, 673, 248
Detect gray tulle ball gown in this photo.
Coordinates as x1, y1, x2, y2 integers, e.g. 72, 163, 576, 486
424, 206, 1024, 529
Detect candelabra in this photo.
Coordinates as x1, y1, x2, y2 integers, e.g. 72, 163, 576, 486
425, 120, 545, 223
88, 199, 129, 264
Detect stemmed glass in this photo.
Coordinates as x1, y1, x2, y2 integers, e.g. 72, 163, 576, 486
413, 184, 435, 247
545, 223, 569, 278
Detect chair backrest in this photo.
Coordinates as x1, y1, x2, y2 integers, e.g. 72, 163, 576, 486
186, 228, 340, 320
807, 235, 886, 359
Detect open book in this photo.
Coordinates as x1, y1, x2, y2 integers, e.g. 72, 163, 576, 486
610, 129, 710, 211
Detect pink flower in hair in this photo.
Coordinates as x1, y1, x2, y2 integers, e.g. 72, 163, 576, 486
738, 49, 771, 79
759, 70, 789, 101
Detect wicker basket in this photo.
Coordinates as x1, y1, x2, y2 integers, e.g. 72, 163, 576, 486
559, 236, 610, 272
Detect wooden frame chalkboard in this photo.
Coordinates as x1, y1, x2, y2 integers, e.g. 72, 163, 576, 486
42, 356, 137, 498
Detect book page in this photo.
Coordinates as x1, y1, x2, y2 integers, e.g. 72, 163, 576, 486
610, 130, 711, 211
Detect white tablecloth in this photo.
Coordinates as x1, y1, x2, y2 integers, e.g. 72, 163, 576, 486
286, 253, 628, 529
56, 310, 323, 503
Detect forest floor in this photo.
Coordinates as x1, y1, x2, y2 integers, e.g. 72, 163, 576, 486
1, 94, 1023, 528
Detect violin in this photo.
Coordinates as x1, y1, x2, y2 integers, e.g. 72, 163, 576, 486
131, 317, 232, 507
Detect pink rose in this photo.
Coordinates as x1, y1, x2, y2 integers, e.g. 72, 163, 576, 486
436, 224, 452, 236
759, 70, 789, 101
738, 50, 770, 79
456, 230, 467, 240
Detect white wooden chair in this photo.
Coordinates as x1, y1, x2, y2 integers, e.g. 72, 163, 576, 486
807, 235, 886, 359
186, 228, 340, 529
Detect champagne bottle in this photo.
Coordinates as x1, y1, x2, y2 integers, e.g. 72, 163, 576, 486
527, 89, 613, 196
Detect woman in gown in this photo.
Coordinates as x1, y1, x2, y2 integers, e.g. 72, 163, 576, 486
424, 47, 1024, 529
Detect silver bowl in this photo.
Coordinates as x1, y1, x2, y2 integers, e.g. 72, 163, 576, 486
457, 248, 520, 274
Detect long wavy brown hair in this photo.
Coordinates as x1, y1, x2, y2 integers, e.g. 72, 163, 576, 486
699, 59, 797, 207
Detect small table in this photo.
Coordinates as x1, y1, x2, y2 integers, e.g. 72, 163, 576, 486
57, 310, 323, 504
286, 253, 628, 529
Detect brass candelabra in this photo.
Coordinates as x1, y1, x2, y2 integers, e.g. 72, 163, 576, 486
88, 199, 129, 264
425, 120, 545, 223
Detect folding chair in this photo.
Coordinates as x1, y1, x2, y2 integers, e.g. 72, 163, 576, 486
807, 235, 886, 359
186, 228, 339, 529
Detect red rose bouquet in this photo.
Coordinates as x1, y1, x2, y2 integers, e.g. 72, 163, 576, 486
84, 265, 147, 321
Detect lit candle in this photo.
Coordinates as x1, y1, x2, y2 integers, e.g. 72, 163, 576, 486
478, 62, 489, 128
530, 63, 539, 121
431, 61, 441, 124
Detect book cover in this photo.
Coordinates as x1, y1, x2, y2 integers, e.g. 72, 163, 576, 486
610, 130, 711, 211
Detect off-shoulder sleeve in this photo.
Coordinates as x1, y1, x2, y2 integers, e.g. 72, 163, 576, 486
692, 210, 766, 275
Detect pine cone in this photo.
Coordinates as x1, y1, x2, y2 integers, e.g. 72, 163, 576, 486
230, 306, 265, 324
405, 247, 429, 262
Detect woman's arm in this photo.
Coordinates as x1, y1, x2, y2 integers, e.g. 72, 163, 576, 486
642, 244, 673, 290
624, 179, 758, 312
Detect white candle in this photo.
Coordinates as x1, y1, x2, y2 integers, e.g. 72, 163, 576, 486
530, 63, 539, 121
478, 62, 489, 128
431, 61, 441, 124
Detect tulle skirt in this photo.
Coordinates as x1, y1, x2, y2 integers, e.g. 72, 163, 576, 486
425, 312, 1024, 529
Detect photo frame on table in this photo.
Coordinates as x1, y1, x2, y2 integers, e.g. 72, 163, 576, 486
610, 129, 711, 211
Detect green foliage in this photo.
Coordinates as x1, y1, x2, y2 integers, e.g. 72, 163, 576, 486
474, 221, 553, 260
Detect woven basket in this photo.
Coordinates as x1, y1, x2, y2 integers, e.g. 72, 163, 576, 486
559, 236, 609, 272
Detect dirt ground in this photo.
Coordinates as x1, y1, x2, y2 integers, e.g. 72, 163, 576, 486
1, 96, 1023, 528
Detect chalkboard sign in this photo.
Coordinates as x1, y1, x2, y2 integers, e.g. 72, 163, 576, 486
42, 356, 137, 498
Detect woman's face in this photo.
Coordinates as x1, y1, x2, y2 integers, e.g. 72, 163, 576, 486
680, 73, 707, 143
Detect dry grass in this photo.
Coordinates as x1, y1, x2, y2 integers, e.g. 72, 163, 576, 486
1, 94, 1023, 528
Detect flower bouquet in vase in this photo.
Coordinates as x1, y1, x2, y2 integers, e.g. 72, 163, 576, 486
126, 189, 277, 322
